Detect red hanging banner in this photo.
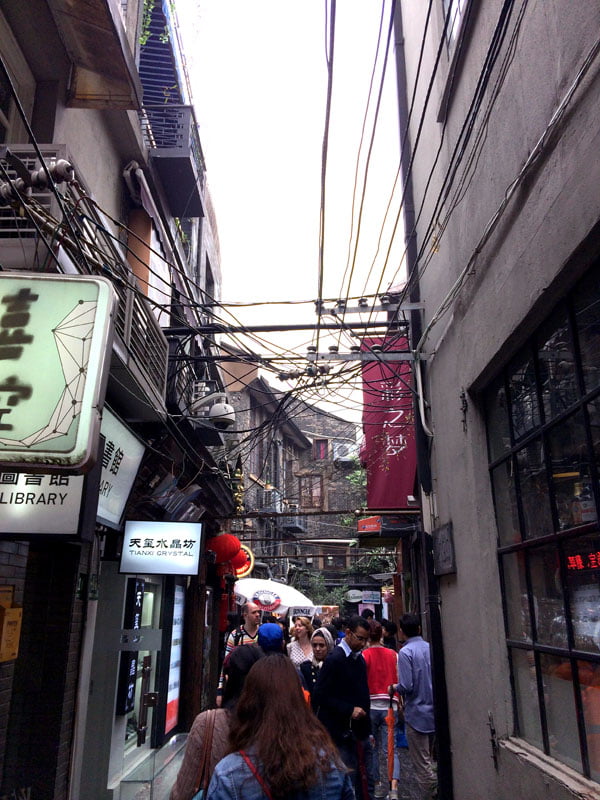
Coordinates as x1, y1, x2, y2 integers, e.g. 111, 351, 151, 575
360, 335, 417, 509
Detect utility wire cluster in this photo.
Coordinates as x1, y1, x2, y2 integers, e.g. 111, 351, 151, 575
1, 0, 594, 486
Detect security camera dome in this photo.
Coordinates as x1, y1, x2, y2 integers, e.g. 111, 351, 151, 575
208, 402, 236, 430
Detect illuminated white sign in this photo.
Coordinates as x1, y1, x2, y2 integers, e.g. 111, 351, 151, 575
165, 584, 184, 734
120, 520, 202, 575
0, 470, 84, 535
96, 409, 145, 528
0, 273, 116, 472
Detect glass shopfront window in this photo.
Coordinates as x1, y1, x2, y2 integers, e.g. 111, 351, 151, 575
486, 261, 600, 785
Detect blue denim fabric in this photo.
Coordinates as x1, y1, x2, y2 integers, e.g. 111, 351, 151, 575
366, 708, 400, 786
206, 752, 356, 800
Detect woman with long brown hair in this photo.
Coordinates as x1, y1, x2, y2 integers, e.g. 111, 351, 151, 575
170, 645, 264, 800
206, 654, 355, 800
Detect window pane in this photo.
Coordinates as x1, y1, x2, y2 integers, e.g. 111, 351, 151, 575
529, 545, 567, 648
548, 411, 596, 530
541, 654, 582, 772
492, 460, 520, 546
511, 647, 542, 747
314, 440, 328, 460
580, 661, 600, 781
587, 398, 600, 484
516, 441, 554, 539
0, 70, 11, 118
537, 306, 579, 421
573, 268, 600, 394
502, 552, 531, 642
508, 351, 541, 441
565, 533, 600, 654
486, 376, 511, 461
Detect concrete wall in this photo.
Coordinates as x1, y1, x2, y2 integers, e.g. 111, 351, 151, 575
399, 0, 600, 797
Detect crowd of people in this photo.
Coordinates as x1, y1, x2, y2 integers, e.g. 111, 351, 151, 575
170, 604, 437, 800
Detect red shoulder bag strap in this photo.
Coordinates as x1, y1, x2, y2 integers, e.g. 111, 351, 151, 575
239, 750, 274, 800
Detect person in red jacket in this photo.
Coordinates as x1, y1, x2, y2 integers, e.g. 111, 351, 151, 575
362, 619, 401, 800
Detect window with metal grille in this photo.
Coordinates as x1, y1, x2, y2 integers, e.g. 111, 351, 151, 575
299, 475, 323, 509
484, 262, 600, 784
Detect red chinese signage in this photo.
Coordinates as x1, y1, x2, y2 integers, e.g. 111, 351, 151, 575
567, 552, 600, 571
361, 335, 417, 509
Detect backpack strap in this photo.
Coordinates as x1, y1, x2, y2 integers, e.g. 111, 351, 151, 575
233, 626, 245, 646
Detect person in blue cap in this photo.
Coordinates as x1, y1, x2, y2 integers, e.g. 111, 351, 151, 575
257, 622, 285, 654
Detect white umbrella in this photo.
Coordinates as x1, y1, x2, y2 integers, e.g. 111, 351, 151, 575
234, 578, 316, 616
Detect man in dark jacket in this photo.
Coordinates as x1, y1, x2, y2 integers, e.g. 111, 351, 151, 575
313, 614, 372, 800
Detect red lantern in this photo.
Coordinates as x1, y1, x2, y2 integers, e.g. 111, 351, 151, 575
231, 549, 248, 569
206, 533, 241, 563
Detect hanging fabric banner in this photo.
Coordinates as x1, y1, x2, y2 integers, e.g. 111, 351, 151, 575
360, 335, 417, 509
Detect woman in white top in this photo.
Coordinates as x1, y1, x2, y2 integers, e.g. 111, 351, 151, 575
286, 615, 314, 666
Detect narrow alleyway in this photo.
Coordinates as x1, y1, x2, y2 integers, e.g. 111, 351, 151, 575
392, 746, 422, 799
139, 736, 422, 799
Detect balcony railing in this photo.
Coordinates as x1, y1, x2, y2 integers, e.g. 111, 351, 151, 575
140, 105, 205, 218
0, 145, 168, 417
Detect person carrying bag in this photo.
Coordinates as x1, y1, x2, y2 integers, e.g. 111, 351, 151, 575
170, 647, 264, 800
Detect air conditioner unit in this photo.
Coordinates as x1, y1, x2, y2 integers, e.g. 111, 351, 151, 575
332, 441, 357, 462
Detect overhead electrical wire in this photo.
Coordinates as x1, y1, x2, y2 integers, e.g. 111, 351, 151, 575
315, 0, 336, 354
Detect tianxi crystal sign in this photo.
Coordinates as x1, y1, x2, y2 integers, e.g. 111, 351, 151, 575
120, 521, 202, 576
0, 273, 116, 472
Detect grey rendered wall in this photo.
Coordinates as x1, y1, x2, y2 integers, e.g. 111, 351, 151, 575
399, 0, 600, 797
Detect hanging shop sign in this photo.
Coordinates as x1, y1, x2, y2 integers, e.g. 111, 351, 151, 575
432, 522, 456, 576
234, 544, 255, 578
361, 590, 381, 604
96, 409, 145, 528
119, 520, 202, 576
360, 335, 417, 509
0, 470, 84, 535
345, 589, 363, 603
0, 273, 116, 473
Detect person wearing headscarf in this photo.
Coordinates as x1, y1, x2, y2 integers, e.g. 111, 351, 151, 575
299, 626, 335, 697
170, 645, 264, 800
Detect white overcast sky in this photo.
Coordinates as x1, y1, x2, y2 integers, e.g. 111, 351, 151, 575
177, 1, 403, 418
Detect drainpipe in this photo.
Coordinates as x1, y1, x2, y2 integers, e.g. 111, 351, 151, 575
394, 4, 453, 798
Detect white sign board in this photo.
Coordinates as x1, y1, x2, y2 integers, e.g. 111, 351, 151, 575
165, 584, 185, 734
0, 469, 84, 535
120, 520, 202, 575
96, 409, 145, 528
0, 273, 115, 472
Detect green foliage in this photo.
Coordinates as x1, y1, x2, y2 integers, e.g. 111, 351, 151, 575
351, 550, 396, 577
139, 0, 155, 46
293, 572, 348, 607
345, 457, 367, 489
339, 458, 366, 528
139, 0, 170, 46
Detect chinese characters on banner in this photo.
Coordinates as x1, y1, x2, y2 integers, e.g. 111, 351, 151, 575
361, 335, 417, 509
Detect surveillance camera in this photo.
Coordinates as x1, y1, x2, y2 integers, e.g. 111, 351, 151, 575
208, 401, 236, 430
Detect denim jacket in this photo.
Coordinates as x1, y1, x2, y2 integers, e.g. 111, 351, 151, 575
206, 751, 356, 800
